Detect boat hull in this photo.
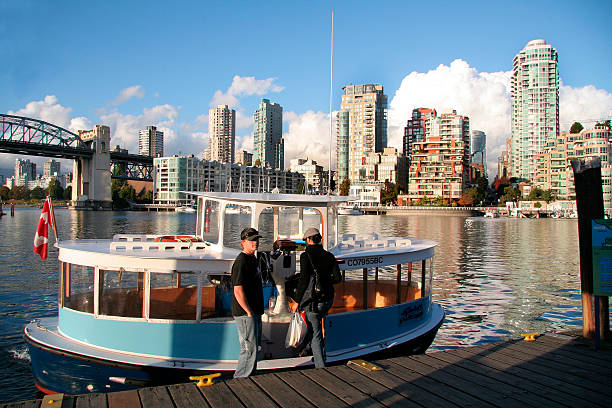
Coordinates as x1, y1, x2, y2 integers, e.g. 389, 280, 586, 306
25, 304, 444, 395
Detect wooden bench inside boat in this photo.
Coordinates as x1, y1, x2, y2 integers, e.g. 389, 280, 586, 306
329, 280, 422, 314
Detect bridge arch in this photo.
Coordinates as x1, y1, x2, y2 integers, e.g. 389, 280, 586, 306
0, 114, 92, 158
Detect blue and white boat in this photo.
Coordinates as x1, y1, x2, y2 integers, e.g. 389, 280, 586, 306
24, 192, 444, 395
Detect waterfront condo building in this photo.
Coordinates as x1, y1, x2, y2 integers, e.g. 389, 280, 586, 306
289, 158, 325, 193
534, 124, 612, 214
360, 147, 407, 188
336, 84, 388, 183
407, 110, 470, 204
153, 155, 304, 205
511, 39, 559, 181
403, 108, 437, 161
253, 99, 284, 170
208, 105, 236, 164
139, 126, 164, 158
236, 150, 253, 166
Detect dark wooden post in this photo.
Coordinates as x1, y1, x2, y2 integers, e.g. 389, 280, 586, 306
572, 157, 610, 339
363, 268, 368, 310
396, 264, 402, 304
375, 267, 379, 283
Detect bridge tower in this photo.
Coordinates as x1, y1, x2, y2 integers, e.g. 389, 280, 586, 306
72, 125, 112, 209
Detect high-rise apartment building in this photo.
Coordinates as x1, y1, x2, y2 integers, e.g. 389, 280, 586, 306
208, 105, 236, 163
139, 126, 164, 157
336, 84, 387, 183
407, 110, 470, 203
253, 99, 284, 170
43, 159, 61, 178
511, 39, 559, 181
471, 130, 487, 177
14, 158, 36, 186
403, 108, 437, 159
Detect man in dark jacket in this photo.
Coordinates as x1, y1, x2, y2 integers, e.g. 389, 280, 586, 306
290, 228, 339, 368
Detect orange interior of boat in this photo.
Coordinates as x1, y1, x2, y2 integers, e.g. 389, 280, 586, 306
329, 280, 422, 314
64, 279, 423, 320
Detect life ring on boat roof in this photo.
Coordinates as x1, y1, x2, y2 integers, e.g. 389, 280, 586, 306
154, 235, 202, 242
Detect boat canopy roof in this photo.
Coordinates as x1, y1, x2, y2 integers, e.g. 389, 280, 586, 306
184, 191, 355, 207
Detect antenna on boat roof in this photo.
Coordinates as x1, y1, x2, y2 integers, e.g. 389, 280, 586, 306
328, 11, 334, 196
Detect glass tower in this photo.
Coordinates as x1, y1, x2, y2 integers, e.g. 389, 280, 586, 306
253, 99, 284, 170
471, 130, 487, 177
511, 39, 559, 181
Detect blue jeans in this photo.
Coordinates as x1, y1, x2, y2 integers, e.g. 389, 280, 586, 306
234, 315, 262, 378
304, 299, 333, 368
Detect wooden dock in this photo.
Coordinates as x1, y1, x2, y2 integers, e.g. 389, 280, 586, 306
4, 333, 611, 407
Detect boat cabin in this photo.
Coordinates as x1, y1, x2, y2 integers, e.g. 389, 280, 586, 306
55, 192, 437, 363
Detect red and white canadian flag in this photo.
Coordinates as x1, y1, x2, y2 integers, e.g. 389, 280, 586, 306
33, 197, 53, 260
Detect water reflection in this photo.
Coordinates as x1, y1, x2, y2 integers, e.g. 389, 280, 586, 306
339, 214, 584, 349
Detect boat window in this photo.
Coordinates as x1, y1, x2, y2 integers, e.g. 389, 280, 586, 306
99, 269, 144, 318
149, 272, 215, 320
277, 207, 300, 241
223, 205, 252, 249
257, 207, 275, 250
201, 200, 220, 244
62, 264, 95, 314
327, 206, 338, 249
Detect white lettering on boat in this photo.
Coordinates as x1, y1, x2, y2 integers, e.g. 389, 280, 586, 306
346, 256, 384, 267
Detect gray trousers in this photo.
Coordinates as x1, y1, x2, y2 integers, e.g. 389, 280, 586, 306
233, 315, 262, 378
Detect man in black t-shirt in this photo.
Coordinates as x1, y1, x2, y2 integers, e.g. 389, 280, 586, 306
231, 227, 264, 378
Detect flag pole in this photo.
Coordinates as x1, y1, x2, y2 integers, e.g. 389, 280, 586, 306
328, 10, 334, 195
48, 196, 59, 243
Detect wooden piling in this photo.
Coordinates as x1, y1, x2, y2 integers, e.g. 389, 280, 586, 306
571, 157, 610, 339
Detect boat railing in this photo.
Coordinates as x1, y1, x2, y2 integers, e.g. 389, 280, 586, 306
110, 234, 209, 254
110, 241, 209, 254
336, 237, 412, 250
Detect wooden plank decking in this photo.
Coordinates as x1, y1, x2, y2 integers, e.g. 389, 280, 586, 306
4, 333, 611, 408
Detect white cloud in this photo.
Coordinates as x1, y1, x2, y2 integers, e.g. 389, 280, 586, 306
282, 110, 335, 170
110, 85, 145, 106
99, 104, 181, 152
210, 75, 284, 108
559, 82, 612, 131
388, 59, 612, 178
7, 95, 91, 132
388, 59, 511, 178
2, 96, 91, 169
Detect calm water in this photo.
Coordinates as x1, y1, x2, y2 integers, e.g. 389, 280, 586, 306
0, 208, 586, 403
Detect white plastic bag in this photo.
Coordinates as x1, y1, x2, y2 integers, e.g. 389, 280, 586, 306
285, 312, 307, 348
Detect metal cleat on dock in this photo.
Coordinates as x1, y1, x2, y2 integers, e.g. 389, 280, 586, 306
190, 373, 221, 387
347, 359, 382, 371
521, 332, 541, 341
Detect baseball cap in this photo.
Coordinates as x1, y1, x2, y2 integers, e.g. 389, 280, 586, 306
240, 227, 261, 241
303, 227, 320, 240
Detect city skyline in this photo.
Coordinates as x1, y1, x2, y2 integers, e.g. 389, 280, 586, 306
1, 1, 611, 178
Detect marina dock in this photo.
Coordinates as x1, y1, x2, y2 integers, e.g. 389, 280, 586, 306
5, 333, 611, 407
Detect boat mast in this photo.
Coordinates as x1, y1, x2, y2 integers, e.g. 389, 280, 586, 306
328, 11, 334, 195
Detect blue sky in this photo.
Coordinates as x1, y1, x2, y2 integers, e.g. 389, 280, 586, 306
1, 0, 611, 177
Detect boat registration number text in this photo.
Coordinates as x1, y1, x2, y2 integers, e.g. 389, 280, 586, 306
346, 256, 384, 267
